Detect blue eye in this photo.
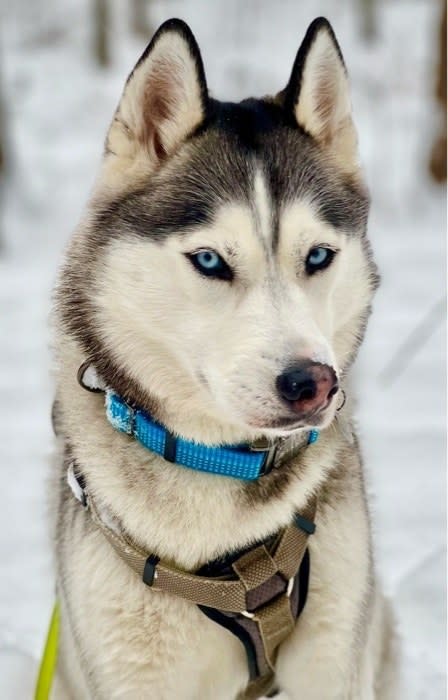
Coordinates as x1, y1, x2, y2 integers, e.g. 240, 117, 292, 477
305, 247, 336, 274
197, 251, 220, 269
186, 249, 233, 281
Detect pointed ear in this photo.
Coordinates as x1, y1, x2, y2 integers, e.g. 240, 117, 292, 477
283, 18, 358, 172
105, 19, 208, 179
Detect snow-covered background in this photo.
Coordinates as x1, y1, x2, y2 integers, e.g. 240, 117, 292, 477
0, 0, 445, 697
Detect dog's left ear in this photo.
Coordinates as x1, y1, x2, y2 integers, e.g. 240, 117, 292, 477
283, 18, 358, 171
103, 19, 208, 184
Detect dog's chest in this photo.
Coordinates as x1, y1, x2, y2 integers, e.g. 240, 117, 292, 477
58, 497, 249, 699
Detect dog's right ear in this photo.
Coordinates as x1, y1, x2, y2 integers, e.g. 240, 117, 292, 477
104, 19, 208, 183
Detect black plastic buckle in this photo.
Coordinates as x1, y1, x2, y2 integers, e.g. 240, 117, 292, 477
294, 513, 316, 535
142, 554, 160, 587
163, 430, 177, 463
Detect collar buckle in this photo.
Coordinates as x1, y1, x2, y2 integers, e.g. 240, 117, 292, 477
250, 437, 283, 476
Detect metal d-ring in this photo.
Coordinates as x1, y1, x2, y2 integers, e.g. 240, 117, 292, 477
240, 610, 256, 619
336, 389, 346, 412
77, 360, 105, 393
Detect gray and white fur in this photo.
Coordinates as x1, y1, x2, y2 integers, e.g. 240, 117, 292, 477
50, 17, 398, 699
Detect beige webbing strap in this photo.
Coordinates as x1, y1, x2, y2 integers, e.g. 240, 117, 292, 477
88, 492, 316, 610
88, 496, 249, 612
89, 493, 315, 612
257, 593, 295, 668
87, 490, 317, 699
238, 671, 276, 700
232, 546, 278, 590
154, 565, 248, 611
275, 499, 316, 580
238, 497, 317, 699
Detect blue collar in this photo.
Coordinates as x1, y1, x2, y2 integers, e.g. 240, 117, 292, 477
105, 391, 319, 481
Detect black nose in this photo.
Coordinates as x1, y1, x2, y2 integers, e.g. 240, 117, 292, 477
276, 362, 338, 413
277, 369, 316, 402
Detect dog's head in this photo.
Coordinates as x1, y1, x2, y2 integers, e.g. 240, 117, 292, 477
59, 18, 377, 445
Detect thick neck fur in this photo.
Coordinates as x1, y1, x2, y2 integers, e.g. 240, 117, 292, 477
55, 334, 353, 571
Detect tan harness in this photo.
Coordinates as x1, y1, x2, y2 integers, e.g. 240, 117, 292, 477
69, 465, 316, 699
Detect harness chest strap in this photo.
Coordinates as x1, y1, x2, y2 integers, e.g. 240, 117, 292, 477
82, 483, 317, 698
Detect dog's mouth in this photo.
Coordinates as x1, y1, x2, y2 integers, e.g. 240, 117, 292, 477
247, 398, 337, 433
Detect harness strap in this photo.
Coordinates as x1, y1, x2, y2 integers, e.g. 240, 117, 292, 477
88, 495, 249, 611
274, 513, 315, 580
88, 493, 315, 612
241, 671, 277, 699
70, 467, 316, 698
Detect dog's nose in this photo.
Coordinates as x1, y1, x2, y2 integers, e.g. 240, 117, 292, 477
276, 362, 338, 414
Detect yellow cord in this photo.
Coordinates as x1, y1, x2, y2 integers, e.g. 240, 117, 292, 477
35, 602, 60, 700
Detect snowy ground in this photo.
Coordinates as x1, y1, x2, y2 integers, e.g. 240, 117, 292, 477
0, 0, 445, 698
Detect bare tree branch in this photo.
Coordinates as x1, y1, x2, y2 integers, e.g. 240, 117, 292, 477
131, 0, 153, 39
359, 0, 377, 42
379, 298, 446, 386
93, 0, 110, 67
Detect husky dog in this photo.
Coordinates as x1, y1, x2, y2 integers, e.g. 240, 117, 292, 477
51, 17, 397, 700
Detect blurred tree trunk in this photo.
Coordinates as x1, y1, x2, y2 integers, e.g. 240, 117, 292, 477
131, 0, 153, 39
93, 0, 110, 67
0, 61, 4, 175
428, 0, 447, 183
360, 0, 377, 42
0, 100, 4, 175
0, 64, 5, 250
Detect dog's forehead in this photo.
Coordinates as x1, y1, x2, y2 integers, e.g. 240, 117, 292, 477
94, 98, 368, 244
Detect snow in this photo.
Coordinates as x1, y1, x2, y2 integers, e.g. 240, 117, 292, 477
0, 1, 445, 697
